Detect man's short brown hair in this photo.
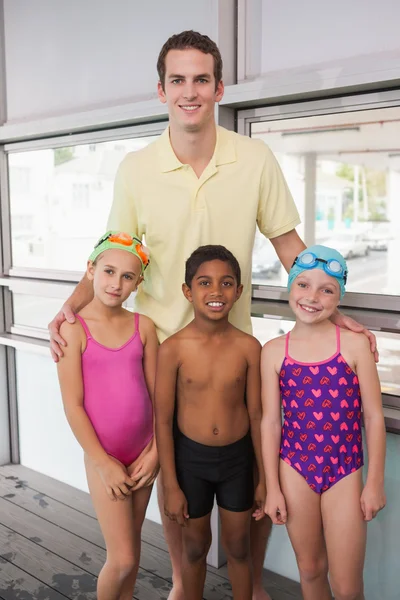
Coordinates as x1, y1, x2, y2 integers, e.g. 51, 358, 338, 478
157, 30, 223, 90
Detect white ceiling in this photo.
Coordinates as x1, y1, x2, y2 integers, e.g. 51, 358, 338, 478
252, 106, 400, 171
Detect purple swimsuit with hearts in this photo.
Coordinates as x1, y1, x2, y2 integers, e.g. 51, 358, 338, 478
279, 326, 364, 494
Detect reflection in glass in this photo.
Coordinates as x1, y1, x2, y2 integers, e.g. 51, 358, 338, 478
8, 135, 160, 272
251, 106, 400, 295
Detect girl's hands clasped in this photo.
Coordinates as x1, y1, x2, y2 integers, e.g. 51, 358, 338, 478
96, 455, 136, 501
127, 446, 159, 490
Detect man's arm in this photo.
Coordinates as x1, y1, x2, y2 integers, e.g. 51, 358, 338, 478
270, 229, 306, 273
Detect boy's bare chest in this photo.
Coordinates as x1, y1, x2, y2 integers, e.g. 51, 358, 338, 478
178, 346, 248, 391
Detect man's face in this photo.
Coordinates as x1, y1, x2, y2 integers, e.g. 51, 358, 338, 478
158, 48, 224, 133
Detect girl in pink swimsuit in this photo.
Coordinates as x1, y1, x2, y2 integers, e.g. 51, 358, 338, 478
57, 231, 158, 600
260, 245, 386, 600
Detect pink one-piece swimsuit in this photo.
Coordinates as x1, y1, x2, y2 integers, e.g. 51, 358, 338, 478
76, 312, 153, 466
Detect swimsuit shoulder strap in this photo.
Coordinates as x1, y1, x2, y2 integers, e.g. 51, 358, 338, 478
75, 314, 92, 340
285, 331, 291, 358
134, 312, 139, 332
336, 324, 341, 354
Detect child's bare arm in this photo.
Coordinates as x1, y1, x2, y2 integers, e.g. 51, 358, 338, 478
130, 315, 159, 489
57, 322, 135, 500
354, 334, 386, 520
245, 338, 265, 518
261, 339, 287, 524
141, 315, 158, 404
155, 339, 189, 525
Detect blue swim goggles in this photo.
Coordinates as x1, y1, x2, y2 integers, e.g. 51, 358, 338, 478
291, 252, 348, 284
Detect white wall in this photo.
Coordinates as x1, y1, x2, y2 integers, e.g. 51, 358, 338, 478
3, 0, 234, 123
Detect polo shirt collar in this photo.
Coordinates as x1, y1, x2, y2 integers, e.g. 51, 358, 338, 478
158, 126, 236, 173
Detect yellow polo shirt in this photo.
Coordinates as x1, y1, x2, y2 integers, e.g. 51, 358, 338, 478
108, 126, 300, 342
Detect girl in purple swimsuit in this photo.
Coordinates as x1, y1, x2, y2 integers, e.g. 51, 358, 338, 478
260, 245, 386, 600
57, 232, 158, 600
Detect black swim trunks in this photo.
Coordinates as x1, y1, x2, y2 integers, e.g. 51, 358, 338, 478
175, 430, 254, 519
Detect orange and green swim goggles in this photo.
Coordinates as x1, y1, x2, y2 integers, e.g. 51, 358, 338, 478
89, 231, 150, 275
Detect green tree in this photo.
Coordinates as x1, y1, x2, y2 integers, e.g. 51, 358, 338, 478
336, 163, 387, 221
54, 147, 75, 166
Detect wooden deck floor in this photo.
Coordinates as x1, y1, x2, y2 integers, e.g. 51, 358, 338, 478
0, 464, 302, 600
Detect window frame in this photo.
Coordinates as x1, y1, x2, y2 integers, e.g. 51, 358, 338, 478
239, 90, 400, 417
3, 121, 168, 281
236, 90, 400, 315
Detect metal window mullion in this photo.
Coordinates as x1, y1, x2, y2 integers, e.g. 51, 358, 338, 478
236, 88, 400, 125
0, 147, 12, 275
8, 267, 82, 284
0, 141, 18, 463
4, 121, 168, 153
5, 345, 19, 463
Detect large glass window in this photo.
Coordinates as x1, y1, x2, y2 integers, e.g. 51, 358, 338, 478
249, 106, 400, 296
7, 134, 161, 274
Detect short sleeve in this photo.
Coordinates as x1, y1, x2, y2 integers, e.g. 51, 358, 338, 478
257, 144, 300, 239
107, 155, 139, 236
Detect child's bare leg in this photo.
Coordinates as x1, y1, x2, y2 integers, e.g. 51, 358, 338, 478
322, 469, 366, 600
250, 502, 273, 600
85, 456, 151, 600
181, 514, 212, 600
280, 460, 332, 600
220, 507, 253, 600
119, 485, 153, 600
157, 474, 184, 600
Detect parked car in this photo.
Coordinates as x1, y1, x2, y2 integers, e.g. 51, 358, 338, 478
326, 233, 369, 260
362, 225, 392, 251
252, 241, 281, 279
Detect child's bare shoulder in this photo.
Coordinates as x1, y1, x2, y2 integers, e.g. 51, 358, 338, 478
240, 331, 262, 353
340, 328, 371, 356
136, 312, 156, 333
261, 334, 286, 360
263, 333, 286, 351
159, 329, 186, 357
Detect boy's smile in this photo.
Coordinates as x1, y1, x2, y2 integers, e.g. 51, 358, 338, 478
183, 259, 243, 321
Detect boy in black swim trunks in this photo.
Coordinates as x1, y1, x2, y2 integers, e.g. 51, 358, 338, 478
155, 245, 265, 600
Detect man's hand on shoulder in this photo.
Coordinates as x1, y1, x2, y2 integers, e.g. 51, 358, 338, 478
331, 310, 378, 363
49, 304, 76, 362
58, 318, 84, 354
